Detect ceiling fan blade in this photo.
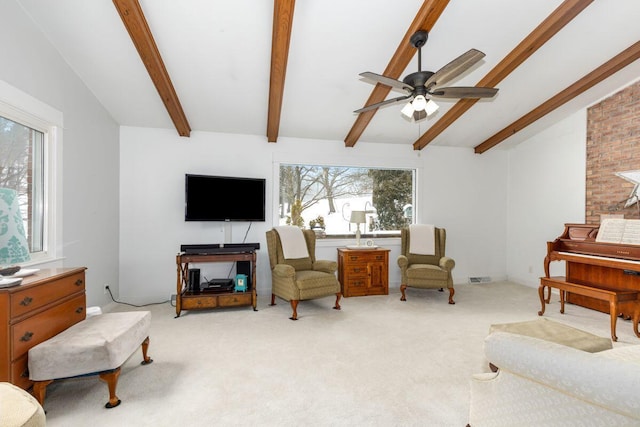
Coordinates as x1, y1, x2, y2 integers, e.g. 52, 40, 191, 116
424, 49, 485, 89
359, 72, 414, 92
429, 86, 498, 99
354, 95, 412, 113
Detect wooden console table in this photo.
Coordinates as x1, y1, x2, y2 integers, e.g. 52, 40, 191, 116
0, 267, 87, 389
175, 251, 257, 317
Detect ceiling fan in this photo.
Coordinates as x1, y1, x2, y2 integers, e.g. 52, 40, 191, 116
355, 30, 498, 122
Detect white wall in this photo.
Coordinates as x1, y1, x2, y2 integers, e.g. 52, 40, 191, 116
506, 110, 587, 286
0, 2, 120, 306
119, 127, 508, 303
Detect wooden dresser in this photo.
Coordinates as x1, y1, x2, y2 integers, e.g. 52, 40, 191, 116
0, 267, 86, 389
337, 248, 390, 297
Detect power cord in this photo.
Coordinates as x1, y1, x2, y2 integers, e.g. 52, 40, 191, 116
105, 285, 171, 308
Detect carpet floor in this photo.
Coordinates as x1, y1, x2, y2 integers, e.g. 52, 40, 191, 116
40, 281, 638, 426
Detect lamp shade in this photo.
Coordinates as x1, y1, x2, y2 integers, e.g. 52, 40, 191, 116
350, 210, 366, 224
412, 95, 428, 111
0, 188, 31, 266
424, 99, 439, 116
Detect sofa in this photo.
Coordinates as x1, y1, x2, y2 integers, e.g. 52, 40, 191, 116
468, 331, 640, 426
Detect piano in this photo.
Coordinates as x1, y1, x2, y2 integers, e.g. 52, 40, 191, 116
543, 223, 640, 340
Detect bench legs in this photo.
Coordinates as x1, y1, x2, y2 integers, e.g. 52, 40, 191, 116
141, 336, 153, 365
99, 368, 122, 408
539, 279, 627, 342
32, 379, 53, 407
31, 336, 153, 409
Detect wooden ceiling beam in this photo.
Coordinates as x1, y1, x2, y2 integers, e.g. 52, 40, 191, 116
344, 0, 451, 148
475, 41, 640, 154
113, 0, 191, 137
267, 0, 296, 143
413, 0, 594, 151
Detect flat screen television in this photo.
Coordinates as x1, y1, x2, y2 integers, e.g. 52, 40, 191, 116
185, 174, 266, 222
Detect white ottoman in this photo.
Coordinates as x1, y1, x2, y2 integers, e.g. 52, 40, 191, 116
28, 311, 152, 409
0, 382, 45, 427
488, 318, 612, 372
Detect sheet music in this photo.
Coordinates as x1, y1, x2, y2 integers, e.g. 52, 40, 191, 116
596, 218, 640, 245
621, 220, 640, 245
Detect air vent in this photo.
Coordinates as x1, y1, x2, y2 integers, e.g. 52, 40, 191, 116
469, 276, 491, 284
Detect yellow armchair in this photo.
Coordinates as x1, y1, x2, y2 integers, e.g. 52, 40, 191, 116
397, 226, 455, 304
266, 228, 342, 320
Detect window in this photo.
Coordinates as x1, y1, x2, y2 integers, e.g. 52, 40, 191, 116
0, 80, 62, 264
1, 116, 45, 254
278, 164, 415, 237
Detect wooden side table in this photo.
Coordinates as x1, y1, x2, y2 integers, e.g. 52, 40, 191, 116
337, 247, 389, 297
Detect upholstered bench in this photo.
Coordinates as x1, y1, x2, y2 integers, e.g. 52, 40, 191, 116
28, 311, 152, 409
488, 318, 612, 371
0, 382, 45, 426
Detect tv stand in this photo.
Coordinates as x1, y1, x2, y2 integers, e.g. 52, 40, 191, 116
175, 248, 258, 317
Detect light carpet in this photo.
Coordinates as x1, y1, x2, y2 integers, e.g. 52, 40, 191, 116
40, 281, 638, 426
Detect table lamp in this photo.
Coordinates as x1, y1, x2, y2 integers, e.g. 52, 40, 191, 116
0, 188, 31, 271
349, 210, 366, 247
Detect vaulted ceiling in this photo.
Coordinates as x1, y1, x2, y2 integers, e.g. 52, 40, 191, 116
16, 0, 640, 151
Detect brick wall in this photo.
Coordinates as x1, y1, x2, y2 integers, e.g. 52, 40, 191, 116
585, 80, 640, 224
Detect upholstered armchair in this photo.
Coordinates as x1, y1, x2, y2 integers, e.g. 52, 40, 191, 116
266, 227, 342, 320
397, 225, 455, 304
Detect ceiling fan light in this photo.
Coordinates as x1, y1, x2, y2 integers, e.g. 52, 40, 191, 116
412, 95, 427, 111
424, 99, 439, 116
400, 102, 415, 119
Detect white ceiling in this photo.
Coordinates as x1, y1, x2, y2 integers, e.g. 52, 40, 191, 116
16, 0, 640, 150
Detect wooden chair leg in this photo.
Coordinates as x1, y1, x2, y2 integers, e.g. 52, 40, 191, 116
140, 336, 153, 365
448, 288, 455, 304
289, 300, 299, 320
400, 284, 407, 301
99, 367, 122, 408
333, 292, 342, 310
32, 380, 53, 407
270, 293, 276, 306
544, 285, 551, 303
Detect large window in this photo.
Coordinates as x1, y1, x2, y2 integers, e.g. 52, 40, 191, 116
0, 116, 45, 254
0, 80, 61, 265
278, 164, 415, 237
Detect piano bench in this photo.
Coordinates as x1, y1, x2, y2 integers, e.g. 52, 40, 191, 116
539, 276, 639, 341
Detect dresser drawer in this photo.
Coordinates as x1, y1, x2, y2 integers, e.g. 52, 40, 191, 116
11, 293, 86, 360
218, 293, 252, 307
11, 354, 31, 390
181, 295, 218, 310
344, 263, 368, 275
344, 276, 368, 289
10, 272, 85, 318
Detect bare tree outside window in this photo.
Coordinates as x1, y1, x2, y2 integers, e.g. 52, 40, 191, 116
279, 164, 414, 237
0, 116, 44, 253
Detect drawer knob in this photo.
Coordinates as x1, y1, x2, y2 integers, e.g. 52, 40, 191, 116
75, 279, 84, 286
76, 307, 84, 314
21, 368, 29, 378
20, 331, 34, 342
20, 297, 33, 306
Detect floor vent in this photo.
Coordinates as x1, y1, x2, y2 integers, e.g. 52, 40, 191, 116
469, 276, 491, 284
